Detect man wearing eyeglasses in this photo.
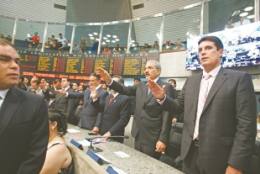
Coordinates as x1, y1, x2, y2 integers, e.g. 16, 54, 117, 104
0, 38, 48, 174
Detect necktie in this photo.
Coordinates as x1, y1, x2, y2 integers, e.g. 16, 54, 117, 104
108, 94, 114, 105
193, 74, 212, 140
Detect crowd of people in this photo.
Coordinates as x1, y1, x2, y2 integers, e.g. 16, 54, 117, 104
0, 35, 258, 174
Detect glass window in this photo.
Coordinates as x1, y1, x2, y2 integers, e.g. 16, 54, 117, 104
0, 16, 14, 41
15, 20, 45, 51
102, 23, 129, 55
164, 5, 201, 52
207, 0, 255, 33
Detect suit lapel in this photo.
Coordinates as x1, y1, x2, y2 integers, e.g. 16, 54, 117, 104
0, 88, 23, 136
190, 73, 202, 123
202, 68, 227, 114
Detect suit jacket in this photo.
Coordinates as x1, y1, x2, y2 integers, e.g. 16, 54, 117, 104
68, 87, 108, 130
94, 94, 130, 143
49, 88, 72, 118
0, 87, 49, 174
162, 68, 256, 172
110, 78, 173, 148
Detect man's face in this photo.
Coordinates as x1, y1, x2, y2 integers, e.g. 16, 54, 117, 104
198, 40, 222, 72
144, 62, 160, 80
88, 76, 99, 89
0, 45, 20, 89
61, 78, 69, 88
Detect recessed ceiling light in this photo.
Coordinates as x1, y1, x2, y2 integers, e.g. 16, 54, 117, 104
112, 35, 117, 38
106, 34, 111, 37
239, 12, 248, 17
103, 37, 107, 40
112, 40, 116, 43
88, 34, 93, 37
244, 6, 254, 12
90, 36, 95, 40
106, 40, 111, 43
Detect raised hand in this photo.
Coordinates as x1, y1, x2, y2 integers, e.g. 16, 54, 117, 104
96, 67, 112, 84
147, 79, 166, 100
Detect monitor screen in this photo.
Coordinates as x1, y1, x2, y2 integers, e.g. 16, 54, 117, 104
186, 22, 260, 70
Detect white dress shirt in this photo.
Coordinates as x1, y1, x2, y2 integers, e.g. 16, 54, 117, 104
0, 89, 9, 109
193, 65, 221, 140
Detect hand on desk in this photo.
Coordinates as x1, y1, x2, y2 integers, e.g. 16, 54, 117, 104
91, 127, 99, 135
155, 140, 166, 154
103, 131, 111, 141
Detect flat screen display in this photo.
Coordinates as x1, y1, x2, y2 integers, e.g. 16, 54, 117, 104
186, 22, 260, 70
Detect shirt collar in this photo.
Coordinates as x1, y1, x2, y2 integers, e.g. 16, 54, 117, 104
0, 89, 9, 100
202, 65, 221, 79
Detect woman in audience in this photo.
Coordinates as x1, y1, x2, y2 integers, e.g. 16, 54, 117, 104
40, 110, 73, 174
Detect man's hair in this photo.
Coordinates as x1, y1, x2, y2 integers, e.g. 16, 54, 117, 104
134, 77, 141, 82
0, 38, 14, 48
198, 36, 224, 50
168, 78, 176, 85
146, 60, 161, 70
90, 73, 101, 80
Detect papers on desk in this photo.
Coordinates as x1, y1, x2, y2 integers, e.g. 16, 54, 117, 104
67, 128, 81, 133
113, 151, 130, 158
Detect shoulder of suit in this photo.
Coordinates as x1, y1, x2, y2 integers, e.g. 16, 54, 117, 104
12, 87, 45, 102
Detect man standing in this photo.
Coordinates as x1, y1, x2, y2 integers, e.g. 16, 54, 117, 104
91, 76, 131, 143
148, 36, 256, 174
97, 60, 173, 159
68, 73, 108, 132
0, 38, 48, 173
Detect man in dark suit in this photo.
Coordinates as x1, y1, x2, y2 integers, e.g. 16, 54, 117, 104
0, 38, 49, 174
148, 36, 256, 174
68, 73, 108, 132
91, 76, 130, 143
97, 60, 174, 159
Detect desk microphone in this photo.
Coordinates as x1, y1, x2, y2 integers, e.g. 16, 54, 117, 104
85, 135, 129, 141
85, 135, 129, 152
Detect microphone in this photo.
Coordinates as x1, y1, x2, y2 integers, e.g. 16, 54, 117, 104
85, 135, 129, 152
85, 135, 129, 141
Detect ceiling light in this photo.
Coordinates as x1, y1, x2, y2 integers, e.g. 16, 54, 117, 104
93, 32, 98, 36
247, 15, 255, 19
106, 34, 111, 38
103, 37, 107, 40
244, 6, 254, 12
115, 38, 120, 41
112, 35, 117, 38
106, 40, 111, 43
88, 34, 93, 37
95, 38, 100, 41
90, 36, 95, 40
102, 42, 106, 45
112, 40, 116, 43
239, 12, 248, 17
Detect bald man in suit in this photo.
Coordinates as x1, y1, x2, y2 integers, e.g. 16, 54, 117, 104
148, 36, 256, 174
